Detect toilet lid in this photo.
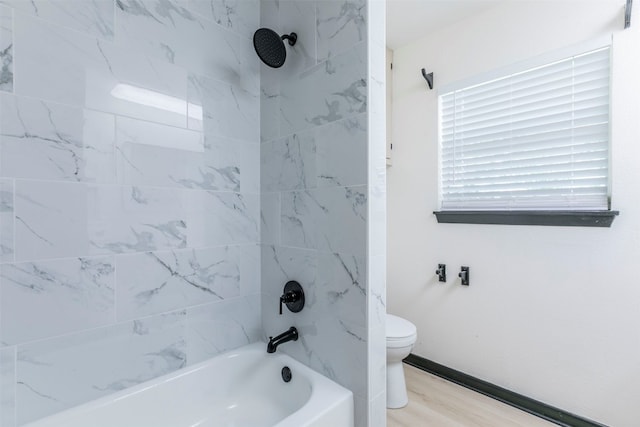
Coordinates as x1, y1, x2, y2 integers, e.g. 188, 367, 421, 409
386, 314, 417, 339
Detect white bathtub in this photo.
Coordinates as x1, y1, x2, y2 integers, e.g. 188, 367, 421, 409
24, 342, 354, 427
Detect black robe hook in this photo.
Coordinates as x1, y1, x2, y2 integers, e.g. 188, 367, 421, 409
421, 68, 434, 90
625, 0, 633, 29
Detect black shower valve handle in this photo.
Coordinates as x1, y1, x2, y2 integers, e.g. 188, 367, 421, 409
278, 281, 305, 315
279, 293, 288, 315
279, 291, 298, 315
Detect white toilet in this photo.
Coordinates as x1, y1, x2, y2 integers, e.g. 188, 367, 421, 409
386, 313, 417, 409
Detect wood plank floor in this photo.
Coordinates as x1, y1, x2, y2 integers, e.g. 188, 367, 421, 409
387, 364, 557, 427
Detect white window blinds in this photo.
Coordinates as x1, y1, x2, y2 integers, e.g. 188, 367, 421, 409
440, 46, 611, 211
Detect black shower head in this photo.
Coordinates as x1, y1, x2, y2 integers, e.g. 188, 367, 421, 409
253, 28, 297, 68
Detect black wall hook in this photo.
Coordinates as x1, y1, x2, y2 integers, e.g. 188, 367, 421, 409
436, 264, 447, 282
625, 0, 633, 29
458, 266, 470, 286
421, 68, 434, 90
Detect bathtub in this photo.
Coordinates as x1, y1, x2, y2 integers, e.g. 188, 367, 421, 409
24, 342, 354, 427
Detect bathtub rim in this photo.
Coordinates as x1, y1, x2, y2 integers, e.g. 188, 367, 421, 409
22, 341, 354, 427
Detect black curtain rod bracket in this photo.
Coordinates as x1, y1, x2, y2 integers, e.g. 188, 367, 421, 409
625, 0, 633, 29
421, 68, 434, 90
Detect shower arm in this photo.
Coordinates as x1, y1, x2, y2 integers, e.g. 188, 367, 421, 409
281, 32, 298, 46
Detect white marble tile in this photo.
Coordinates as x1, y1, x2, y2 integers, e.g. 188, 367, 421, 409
367, 254, 385, 334
187, 191, 259, 247
14, 181, 91, 261
368, 390, 386, 427
367, 10, 387, 406
260, 193, 280, 245
115, 0, 259, 94
260, 64, 281, 142
317, 251, 366, 327
88, 185, 189, 255
367, 22, 385, 87
264, 279, 368, 376
0, 0, 115, 40
0, 256, 115, 345
261, 131, 316, 192
238, 139, 260, 194
116, 115, 203, 154
13, 182, 190, 261
116, 117, 259, 192
354, 394, 368, 427
188, 73, 260, 143
13, 13, 189, 127
367, 37, 386, 260
280, 186, 367, 256
0, 179, 13, 263
186, 294, 262, 365
183, 0, 259, 40
115, 116, 221, 189
367, 5, 385, 422
278, 317, 367, 398
86, 54, 189, 128
260, 0, 279, 29
0, 5, 12, 92
0, 346, 15, 427
278, 0, 316, 73
237, 243, 260, 296
261, 244, 324, 341
280, 190, 322, 251
368, 156, 386, 258
368, 324, 386, 400
16, 310, 186, 425
280, 42, 367, 135
316, 0, 366, 62
367, 0, 385, 49
0, 94, 116, 183
116, 246, 257, 321
260, 244, 317, 301
316, 114, 367, 188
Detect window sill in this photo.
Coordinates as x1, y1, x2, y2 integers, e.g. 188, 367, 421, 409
433, 210, 619, 227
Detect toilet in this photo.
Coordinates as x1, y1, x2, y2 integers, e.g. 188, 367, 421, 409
386, 313, 417, 409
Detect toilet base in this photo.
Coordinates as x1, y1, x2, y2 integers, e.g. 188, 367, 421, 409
386, 360, 408, 409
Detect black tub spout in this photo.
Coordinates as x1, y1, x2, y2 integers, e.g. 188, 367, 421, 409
267, 327, 298, 353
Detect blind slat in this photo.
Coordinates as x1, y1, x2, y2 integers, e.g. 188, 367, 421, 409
441, 123, 608, 152
441, 85, 609, 127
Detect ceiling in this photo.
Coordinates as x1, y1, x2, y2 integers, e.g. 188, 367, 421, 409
385, 0, 626, 50
385, 0, 503, 49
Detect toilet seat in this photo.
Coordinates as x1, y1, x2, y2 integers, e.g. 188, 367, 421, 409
387, 334, 417, 348
386, 314, 417, 348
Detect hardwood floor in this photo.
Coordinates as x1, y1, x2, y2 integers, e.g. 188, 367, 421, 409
387, 364, 557, 427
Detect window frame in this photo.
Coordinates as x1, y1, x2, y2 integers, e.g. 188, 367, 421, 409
434, 37, 618, 227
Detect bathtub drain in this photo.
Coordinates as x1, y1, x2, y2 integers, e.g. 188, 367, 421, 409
281, 366, 292, 383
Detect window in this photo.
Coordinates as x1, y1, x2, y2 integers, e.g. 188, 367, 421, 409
435, 45, 618, 227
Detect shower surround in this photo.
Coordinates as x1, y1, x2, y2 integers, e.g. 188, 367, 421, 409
0, 1, 385, 426
0, 1, 261, 425
260, 1, 386, 426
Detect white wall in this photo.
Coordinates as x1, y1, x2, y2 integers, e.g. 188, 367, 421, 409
387, 2, 640, 425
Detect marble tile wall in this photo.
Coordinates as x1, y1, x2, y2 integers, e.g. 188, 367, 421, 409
0, 0, 261, 424
258, 1, 381, 427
